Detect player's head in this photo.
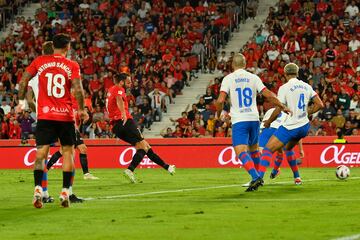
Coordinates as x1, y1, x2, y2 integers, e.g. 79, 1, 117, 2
42, 41, 54, 55
114, 73, 131, 88
232, 53, 246, 70
52, 33, 71, 55
284, 63, 299, 80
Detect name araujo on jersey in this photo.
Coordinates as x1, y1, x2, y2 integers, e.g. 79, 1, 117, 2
290, 84, 308, 92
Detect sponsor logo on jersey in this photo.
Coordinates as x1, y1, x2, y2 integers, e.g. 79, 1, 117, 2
42, 106, 70, 114
320, 145, 360, 165
42, 106, 50, 113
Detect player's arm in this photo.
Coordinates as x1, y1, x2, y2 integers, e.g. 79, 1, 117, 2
26, 88, 36, 112
307, 94, 324, 115
261, 88, 290, 114
263, 106, 281, 128
215, 91, 227, 119
116, 95, 127, 125
16, 71, 33, 112
216, 77, 229, 118
72, 78, 85, 110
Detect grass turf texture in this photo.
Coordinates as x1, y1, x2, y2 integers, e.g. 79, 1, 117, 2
0, 168, 359, 240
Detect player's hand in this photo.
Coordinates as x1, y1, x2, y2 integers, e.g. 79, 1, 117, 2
264, 120, 271, 128
299, 150, 305, 159
122, 112, 128, 125
78, 110, 89, 121
282, 106, 292, 115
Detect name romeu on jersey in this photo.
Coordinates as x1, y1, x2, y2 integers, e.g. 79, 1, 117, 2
220, 68, 266, 124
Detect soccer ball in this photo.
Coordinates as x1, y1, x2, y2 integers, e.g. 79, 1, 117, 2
336, 165, 350, 180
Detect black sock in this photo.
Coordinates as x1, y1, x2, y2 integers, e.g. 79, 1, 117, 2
34, 170, 44, 186
79, 153, 89, 174
63, 171, 73, 188
47, 151, 62, 170
128, 149, 146, 172
147, 148, 169, 170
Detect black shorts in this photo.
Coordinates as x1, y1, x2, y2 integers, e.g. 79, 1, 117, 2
75, 129, 84, 147
112, 119, 144, 146
36, 120, 75, 146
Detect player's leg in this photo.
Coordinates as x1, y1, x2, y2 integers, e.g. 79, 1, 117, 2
232, 122, 262, 192
42, 159, 54, 203
111, 119, 145, 183
116, 119, 175, 182
77, 143, 98, 180
33, 120, 54, 208
74, 129, 98, 179
284, 140, 302, 184
57, 122, 76, 207
258, 126, 289, 178
270, 149, 283, 179
68, 165, 84, 203
46, 150, 62, 170
136, 140, 176, 174
33, 145, 50, 208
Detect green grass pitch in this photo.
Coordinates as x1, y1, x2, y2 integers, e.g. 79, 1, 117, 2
0, 168, 359, 240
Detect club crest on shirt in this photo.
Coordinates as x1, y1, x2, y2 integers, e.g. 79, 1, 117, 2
42, 106, 50, 113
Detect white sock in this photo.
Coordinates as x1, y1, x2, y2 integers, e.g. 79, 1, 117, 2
43, 190, 49, 198
69, 186, 73, 195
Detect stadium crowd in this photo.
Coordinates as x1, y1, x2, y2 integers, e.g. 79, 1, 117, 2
162, 0, 360, 138
0, 0, 243, 139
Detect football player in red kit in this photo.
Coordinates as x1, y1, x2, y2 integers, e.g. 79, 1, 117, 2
106, 73, 175, 183
17, 33, 87, 208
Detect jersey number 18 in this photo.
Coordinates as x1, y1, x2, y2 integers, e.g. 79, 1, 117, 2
235, 87, 252, 108
46, 73, 66, 98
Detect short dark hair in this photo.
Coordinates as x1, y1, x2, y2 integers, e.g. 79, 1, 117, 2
114, 73, 129, 84
42, 41, 54, 55
53, 34, 71, 49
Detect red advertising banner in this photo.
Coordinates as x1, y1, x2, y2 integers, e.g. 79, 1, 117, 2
0, 137, 359, 169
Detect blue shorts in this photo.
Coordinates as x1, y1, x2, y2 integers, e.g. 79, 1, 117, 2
274, 123, 310, 146
259, 127, 277, 148
232, 121, 260, 147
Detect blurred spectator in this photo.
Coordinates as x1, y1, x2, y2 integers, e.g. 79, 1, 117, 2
17, 111, 35, 139
332, 109, 346, 128
1, 100, 10, 115
161, 127, 175, 138
148, 89, 165, 122
246, 0, 259, 19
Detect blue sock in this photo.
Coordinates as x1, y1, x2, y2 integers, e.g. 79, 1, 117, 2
250, 150, 261, 171
239, 152, 259, 181
259, 147, 273, 178
42, 160, 48, 192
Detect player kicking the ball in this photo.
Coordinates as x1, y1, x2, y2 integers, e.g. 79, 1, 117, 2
17, 34, 87, 208
216, 53, 290, 192
106, 73, 175, 183
257, 63, 323, 181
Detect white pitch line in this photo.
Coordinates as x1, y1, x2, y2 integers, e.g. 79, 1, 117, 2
332, 233, 360, 240
84, 198, 360, 202
84, 177, 360, 201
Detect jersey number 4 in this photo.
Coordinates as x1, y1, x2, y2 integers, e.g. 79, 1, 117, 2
235, 87, 252, 107
297, 93, 305, 111
46, 73, 66, 98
